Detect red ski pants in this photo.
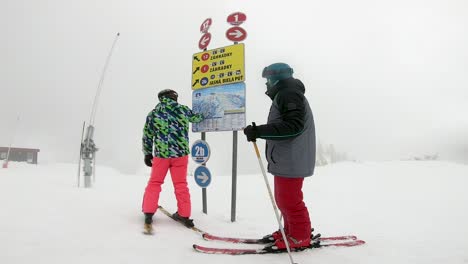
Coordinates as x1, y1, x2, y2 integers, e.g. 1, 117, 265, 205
142, 156, 191, 217
274, 176, 311, 241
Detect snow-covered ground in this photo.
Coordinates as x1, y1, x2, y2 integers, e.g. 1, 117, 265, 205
1, 160, 467, 264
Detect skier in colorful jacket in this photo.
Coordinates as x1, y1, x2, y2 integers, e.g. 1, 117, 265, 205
243, 63, 316, 250
142, 89, 204, 230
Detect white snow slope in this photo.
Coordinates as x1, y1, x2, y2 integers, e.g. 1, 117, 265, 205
1, 160, 467, 264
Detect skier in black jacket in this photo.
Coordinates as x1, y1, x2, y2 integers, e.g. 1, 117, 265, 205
243, 63, 316, 250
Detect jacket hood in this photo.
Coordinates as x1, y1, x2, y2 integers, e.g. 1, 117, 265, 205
265, 77, 305, 100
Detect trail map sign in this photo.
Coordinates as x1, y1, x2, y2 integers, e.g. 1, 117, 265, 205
191, 44, 245, 90
192, 82, 246, 132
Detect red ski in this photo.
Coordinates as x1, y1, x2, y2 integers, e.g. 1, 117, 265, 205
202, 233, 357, 244
193, 239, 366, 255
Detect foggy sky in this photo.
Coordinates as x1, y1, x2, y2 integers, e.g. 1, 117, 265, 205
1, 0, 467, 175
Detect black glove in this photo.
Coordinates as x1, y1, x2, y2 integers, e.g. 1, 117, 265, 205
243, 124, 258, 142
144, 154, 153, 167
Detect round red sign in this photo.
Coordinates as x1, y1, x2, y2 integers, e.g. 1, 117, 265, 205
201, 53, 210, 61
200, 18, 212, 33
201, 65, 209, 73
198, 33, 211, 50
226, 26, 247, 42
227, 12, 247, 26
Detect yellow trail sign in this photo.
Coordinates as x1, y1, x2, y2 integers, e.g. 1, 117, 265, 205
191, 44, 245, 90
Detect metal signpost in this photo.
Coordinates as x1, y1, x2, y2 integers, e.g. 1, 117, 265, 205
191, 13, 247, 222
225, 12, 247, 222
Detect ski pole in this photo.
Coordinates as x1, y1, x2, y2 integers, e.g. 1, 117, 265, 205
250, 122, 297, 264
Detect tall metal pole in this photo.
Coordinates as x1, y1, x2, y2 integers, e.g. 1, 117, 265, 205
89, 32, 120, 127
231, 131, 238, 222
200, 47, 208, 214
93, 153, 96, 183
79, 32, 120, 188
77, 121, 85, 187
201, 132, 207, 214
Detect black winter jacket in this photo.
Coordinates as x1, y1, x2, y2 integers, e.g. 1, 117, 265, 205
256, 78, 316, 177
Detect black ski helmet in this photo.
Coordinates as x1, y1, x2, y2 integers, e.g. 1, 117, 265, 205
158, 89, 178, 102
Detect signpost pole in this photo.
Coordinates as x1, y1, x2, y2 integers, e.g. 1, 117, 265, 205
201, 132, 207, 214
231, 130, 238, 222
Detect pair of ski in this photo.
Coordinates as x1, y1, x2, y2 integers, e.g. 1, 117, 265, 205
143, 206, 204, 235
156, 205, 365, 255
195, 233, 365, 255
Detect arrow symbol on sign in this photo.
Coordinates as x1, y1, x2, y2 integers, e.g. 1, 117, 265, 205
193, 67, 200, 74
228, 29, 244, 39
193, 56, 200, 62
200, 35, 210, 46
192, 79, 199, 87
197, 172, 209, 183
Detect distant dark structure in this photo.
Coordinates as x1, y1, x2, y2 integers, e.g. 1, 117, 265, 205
0, 147, 40, 164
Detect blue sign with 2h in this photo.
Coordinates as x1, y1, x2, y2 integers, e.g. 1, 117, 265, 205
194, 165, 211, 188
191, 140, 210, 164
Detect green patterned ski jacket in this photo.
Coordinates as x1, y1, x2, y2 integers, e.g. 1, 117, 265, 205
143, 98, 204, 158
